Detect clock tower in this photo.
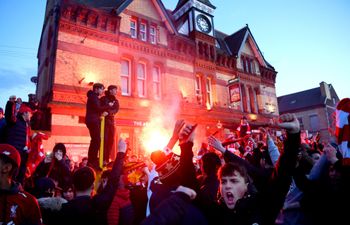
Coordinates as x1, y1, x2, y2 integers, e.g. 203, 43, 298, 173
173, 0, 216, 37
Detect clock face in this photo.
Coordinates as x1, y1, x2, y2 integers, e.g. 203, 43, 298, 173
196, 14, 211, 34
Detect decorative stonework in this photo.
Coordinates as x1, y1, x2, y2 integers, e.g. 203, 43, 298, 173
59, 21, 119, 43
53, 92, 86, 104
61, 3, 120, 34
195, 59, 216, 71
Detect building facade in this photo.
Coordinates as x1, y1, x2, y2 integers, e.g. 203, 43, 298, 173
278, 81, 340, 143
36, 0, 278, 160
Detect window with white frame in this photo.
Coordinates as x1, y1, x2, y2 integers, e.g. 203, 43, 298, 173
309, 114, 320, 132
195, 75, 202, 104
137, 63, 146, 97
206, 77, 212, 106
150, 26, 156, 44
152, 66, 161, 99
140, 22, 147, 41
121, 59, 131, 96
130, 19, 137, 38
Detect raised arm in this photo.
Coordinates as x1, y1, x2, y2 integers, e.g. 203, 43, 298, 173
93, 139, 126, 209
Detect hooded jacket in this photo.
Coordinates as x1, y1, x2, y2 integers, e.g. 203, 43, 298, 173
85, 90, 111, 124
100, 91, 119, 125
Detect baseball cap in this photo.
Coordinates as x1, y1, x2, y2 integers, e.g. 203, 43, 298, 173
0, 144, 21, 168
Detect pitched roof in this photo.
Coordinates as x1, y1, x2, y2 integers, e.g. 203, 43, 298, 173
70, 0, 176, 33
214, 30, 231, 55
223, 26, 248, 57
71, 0, 127, 11
277, 87, 325, 113
174, 0, 216, 11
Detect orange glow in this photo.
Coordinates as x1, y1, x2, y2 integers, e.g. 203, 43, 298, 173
83, 71, 98, 84
179, 87, 188, 98
140, 122, 171, 155
139, 100, 150, 107
206, 102, 212, 110
249, 113, 257, 121
139, 104, 181, 155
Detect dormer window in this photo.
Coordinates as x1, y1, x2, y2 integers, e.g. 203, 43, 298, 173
140, 22, 147, 41
130, 17, 157, 45
130, 19, 137, 38
150, 25, 156, 44
241, 55, 256, 74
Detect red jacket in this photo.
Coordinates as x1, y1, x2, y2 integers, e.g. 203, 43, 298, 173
0, 183, 42, 224
107, 188, 132, 225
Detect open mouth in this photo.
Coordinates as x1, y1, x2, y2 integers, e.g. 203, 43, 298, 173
226, 192, 234, 205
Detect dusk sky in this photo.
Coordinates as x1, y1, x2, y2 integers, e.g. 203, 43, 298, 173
0, 0, 349, 109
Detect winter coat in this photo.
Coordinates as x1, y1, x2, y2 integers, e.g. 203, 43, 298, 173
146, 142, 206, 225
37, 197, 67, 225
141, 192, 207, 225
85, 90, 110, 125
100, 91, 119, 125
149, 142, 199, 213
5, 114, 29, 152
59, 152, 125, 225
0, 182, 42, 224
294, 157, 350, 225
5, 100, 16, 125
107, 188, 134, 225
210, 191, 261, 225
0, 117, 6, 143
33, 158, 71, 189
209, 132, 300, 225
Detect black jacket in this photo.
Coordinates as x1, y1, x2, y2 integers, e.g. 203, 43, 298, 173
85, 90, 111, 124
100, 91, 119, 124
5, 114, 28, 151
59, 152, 125, 225
142, 192, 207, 225
209, 132, 300, 225
33, 158, 71, 189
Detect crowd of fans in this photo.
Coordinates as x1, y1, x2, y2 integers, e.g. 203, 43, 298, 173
0, 94, 349, 225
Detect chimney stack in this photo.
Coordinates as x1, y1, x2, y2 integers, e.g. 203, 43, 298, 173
320, 81, 331, 100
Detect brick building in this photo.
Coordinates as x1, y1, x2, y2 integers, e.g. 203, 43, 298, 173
36, 0, 278, 160
278, 81, 340, 143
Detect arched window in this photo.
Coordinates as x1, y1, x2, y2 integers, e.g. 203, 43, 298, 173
152, 66, 161, 99
121, 58, 131, 96
137, 62, 147, 97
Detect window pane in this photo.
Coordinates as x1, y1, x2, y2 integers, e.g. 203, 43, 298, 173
137, 63, 146, 97
195, 76, 202, 96
153, 67, 159, 81
150, 26, 156, 44
206, 78, 212, 105
138, 80, 145, 96
121, 60, 129, 75
310, 115, 319, 131
121, 77, 129, 94
153, 67, 161, 99
140, 23, 147, 41
138, 64, 145, 79
130, 20, 137, 38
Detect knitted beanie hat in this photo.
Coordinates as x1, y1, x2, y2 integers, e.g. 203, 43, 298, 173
336, 98, 350, 158
151, 150, 181, 186
123, 161, 146, 186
